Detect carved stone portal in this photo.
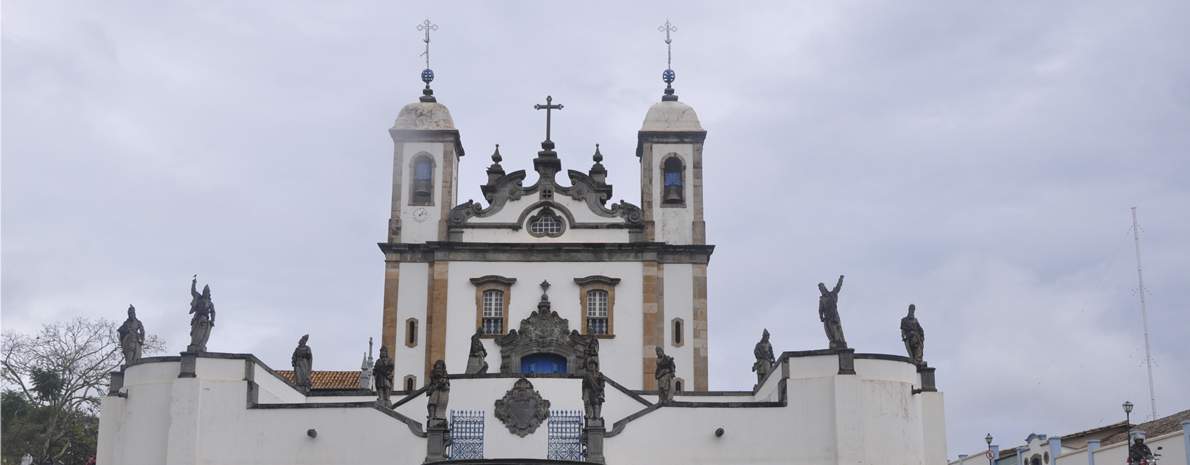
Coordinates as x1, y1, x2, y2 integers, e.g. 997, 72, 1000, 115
494, 378, 551, 437
494, 297, 596, 374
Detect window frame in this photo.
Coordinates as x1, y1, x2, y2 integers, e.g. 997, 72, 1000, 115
409, 153, 436, 206
575, 275, 621, 338
405, 317, 419, 347
671, 317, 685, 347
403, 374, 417, 392
471, 275, 516, 338
526, 207, 566, 238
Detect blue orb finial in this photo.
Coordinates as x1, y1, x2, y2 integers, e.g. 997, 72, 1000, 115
422, 69, 435, 84
662, 69, 675, 84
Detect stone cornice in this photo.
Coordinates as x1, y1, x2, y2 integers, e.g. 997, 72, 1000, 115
378, 241, 715, 264
635, 130, 708, 158
574, 275, 622, 287
388, 128, 466, 158
469, 275, 518, 287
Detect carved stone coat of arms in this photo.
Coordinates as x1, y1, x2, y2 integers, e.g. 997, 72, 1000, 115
493, 378, 551, 437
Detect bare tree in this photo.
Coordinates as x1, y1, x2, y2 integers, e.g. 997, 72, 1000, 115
1, 317, 165, 460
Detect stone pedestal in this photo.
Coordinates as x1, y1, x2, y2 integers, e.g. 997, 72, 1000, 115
584, 417, 606, 464
108, 370, 125, 396
425, 419, 449, 463
178, 352, 198, 378
835, 348, 855, 375
917, 366, 936, 392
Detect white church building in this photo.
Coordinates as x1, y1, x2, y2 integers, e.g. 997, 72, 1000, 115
96, 56, 948, 465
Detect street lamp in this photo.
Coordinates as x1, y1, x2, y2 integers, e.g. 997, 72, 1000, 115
1123, 401, 1134, 445
986, 434, 994, 465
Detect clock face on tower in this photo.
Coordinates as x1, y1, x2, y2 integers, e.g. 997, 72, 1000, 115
413, 207, 429, 223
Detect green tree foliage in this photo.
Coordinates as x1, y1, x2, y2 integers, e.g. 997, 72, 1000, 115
2, 317, 165, 463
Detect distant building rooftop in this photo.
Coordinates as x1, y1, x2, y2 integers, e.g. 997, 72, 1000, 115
277, 370, 361, 389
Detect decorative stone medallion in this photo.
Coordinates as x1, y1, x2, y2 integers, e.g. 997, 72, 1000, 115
493, 378, 551, 437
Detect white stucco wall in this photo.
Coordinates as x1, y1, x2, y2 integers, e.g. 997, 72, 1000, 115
394, 261, 430, 385
99, 352, 945, 465
662, 263, 694, 387
460, 226, 630, 243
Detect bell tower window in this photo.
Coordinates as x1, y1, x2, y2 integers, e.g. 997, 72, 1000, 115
410, 154, 434, 205
662, 155, 684, 206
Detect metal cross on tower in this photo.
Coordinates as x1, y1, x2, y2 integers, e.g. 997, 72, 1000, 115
659, 20, 678, 70
418, 19, 438, 70
534, 96, 564, 142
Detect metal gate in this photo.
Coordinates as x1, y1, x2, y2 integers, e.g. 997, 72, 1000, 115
547, 410, 583, 461
449, 410, 484, 460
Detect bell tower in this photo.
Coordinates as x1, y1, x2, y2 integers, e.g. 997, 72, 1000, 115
386, 85, 463, 244
635, 40, 706, 246
634, 21, 711, 391
380, 22, 465, 378
386, 25, 464, 245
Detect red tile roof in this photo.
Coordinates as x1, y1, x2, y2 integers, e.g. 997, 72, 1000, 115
1100, 409, 1190, 446
276, 370, 361, 389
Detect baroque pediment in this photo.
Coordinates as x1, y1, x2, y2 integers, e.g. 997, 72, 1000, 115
448, 169, 643, 229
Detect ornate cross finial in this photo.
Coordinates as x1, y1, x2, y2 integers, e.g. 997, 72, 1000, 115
534, 96, 564, 143
659, 20, 677, 70
540, 280, 551, 301
418, 19, 438, 70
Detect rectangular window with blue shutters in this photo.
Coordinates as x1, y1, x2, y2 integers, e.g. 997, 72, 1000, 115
449, 410, 484, 460
547, 410, 583, 461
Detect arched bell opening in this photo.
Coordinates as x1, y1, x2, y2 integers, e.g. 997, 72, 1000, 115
410, 154, 435, 205
662, 155, 685, 205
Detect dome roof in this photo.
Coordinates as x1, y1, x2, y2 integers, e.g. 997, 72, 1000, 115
640, 100, 703, 132
392, 101, 456, 130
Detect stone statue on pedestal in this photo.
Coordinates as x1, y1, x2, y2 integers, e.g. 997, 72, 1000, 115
291, 335, 313, 393
582, 341, 604, 419
465, 327, 489, 374
752, 329, 775, 384
900, 304, 925, 366
187, 276, 216, 352
654, 346, 675, 403
426, 360, 450, 422
118, 305, 145, 365
373, 344, 394, 406
818, 275, 847, 349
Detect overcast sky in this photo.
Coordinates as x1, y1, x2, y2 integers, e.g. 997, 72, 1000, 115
4, 1, 1188, 459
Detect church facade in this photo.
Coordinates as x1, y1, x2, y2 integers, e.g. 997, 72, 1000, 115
96, 70, 948, 465
380, 83, 711, 393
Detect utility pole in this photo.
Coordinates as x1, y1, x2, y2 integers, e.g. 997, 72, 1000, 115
1131, 207, 1158, 420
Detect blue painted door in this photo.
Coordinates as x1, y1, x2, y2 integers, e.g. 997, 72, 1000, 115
521, 353, 567, 374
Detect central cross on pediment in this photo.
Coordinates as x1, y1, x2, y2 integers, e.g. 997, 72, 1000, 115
534, 96, 563, 143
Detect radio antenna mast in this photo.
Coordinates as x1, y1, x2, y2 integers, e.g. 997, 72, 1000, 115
1131, 207, 1158, 420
